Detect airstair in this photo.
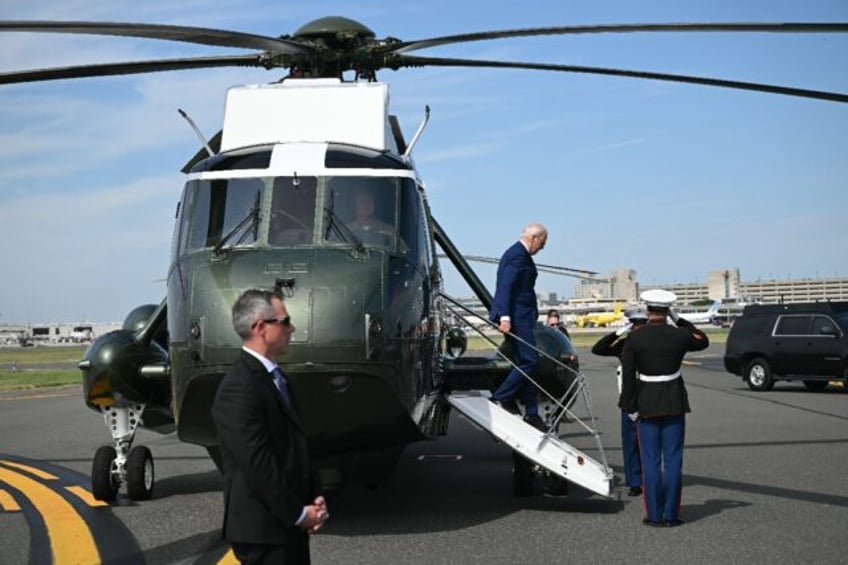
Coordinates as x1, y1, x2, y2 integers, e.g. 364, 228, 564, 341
439, 293, 615, 499
447, 391, 614, 498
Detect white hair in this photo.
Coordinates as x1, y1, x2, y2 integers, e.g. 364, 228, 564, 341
522, 222, 548, 238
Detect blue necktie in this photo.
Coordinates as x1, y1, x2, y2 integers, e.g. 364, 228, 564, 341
270, 368, 292, 409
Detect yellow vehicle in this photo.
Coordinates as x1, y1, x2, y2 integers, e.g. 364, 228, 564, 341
575, 303, 623, 328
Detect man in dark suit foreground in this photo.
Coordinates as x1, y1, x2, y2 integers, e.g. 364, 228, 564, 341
212, 288, 328, 564
489, 222, 548, 430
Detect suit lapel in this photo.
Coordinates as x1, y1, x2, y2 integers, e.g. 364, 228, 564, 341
241, 352, 304, 431
273, 368, 304, 430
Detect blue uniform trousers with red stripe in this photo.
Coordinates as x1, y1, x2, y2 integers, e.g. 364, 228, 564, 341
620, 410, 642, 488
637, 414, 685, 523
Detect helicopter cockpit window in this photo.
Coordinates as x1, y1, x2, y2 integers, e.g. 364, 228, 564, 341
398, 179, 424, 264
269, 177, 317, 246
324, 177, 399, 249
185, 178, 262, 251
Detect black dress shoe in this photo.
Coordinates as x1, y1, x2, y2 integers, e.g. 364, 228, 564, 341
642, 518, 664, 528
627, 486, 643, 497
490, 398, 520, 414
642, 518, 665, 528
523, 414, 547, 432
663, 518, 685, 528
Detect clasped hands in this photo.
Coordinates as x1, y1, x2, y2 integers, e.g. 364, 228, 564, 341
301, 496, 329, 534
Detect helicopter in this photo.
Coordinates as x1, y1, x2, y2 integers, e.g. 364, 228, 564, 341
1, 11, 847, 502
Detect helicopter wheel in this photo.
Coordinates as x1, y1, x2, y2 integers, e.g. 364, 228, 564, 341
126, 446, 154, 500
512, 452, 534, 497
91, 445, 119, 502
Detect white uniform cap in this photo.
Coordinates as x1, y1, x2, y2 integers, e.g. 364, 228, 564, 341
640, 288, 677, 310
624, 308, 649, 321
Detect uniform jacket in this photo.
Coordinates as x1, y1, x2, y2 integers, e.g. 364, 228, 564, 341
489, 241, 538, 329
592, 331, 628, 393
618, 319, 709, 418
211, 350, 316, 549
591, 331, 626, 360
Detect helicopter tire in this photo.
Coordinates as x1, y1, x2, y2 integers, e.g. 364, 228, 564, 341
512, 452, 534, 497
126, 446, 154, 501
91, 445, 119, 502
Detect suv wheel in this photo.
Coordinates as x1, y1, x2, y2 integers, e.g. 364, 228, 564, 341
746, 358, 774, 391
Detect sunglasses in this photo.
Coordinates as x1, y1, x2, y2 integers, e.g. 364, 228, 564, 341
262, 316, 292, 327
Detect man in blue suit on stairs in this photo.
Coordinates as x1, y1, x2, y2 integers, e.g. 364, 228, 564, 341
489, 222, 548, 431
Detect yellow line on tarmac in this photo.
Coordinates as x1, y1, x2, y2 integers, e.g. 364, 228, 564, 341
0, 467, 100, 565
0, 488, 21, 511
1, 459, 58, 480
218, 548, 239, 564
65, 486, 109, 508
0, 391, 77, 401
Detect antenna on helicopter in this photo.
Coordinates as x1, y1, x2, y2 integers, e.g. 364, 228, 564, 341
178, 109, 216, 157
403, 105, 430, 158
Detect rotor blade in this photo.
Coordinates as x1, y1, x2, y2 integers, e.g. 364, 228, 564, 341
0, 20, 313, 55
396, 55, 848, 104
431, 218, 493, 309
0, 54, 268, 85
389, 22, 848, 54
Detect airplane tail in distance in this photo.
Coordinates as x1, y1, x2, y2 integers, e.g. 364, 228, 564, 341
708, 300, 721, 314
613, 303, 622, 315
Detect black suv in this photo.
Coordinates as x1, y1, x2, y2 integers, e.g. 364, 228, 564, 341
724, 302, 848, 391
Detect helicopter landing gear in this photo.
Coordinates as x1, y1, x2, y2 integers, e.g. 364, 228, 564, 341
126, 446, 154, 500
91, 403, 154, 501
91, 446, 119, 501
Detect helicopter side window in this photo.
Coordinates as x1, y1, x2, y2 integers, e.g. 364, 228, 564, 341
173, 183, 193, 256
186, 178, 263, 250
398, 179, 423, 265
269, 176, 317, 246
420, 190, 437, 270
325, 177, 399, 249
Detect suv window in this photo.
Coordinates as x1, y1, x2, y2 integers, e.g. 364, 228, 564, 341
774, 315, 811, 336
811, 315, 840, 336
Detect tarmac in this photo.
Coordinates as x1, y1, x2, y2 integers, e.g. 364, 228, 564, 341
1, 343, 846, 564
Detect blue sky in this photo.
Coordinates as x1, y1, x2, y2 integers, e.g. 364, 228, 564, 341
1, 0, 846, 322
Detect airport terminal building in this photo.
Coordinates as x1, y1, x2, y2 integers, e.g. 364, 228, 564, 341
572, 268, 848, 306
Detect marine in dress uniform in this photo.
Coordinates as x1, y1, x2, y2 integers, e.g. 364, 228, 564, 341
590, 308, 649, 497
619, 289, 709, 527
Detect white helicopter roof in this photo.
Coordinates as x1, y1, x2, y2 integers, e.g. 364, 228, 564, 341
220, 78, 399, 154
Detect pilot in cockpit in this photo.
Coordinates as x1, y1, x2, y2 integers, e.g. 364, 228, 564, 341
347, 189, 396, 246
